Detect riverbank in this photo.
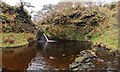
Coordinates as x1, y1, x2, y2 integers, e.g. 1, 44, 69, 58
69, 9, 119, 70
86, 9, 118, 52
88, 28, 118, 52
69, 44, 120, 71
0, 33, 35, 48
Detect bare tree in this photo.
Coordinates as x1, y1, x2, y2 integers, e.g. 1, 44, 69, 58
19, 0, 34, 9
54, 2, 73, 12
36, 10, 47, 19
84, 2, 95, 7
73, 2, 83, 8
42, 4, 54, 13
95, 2, 104, 7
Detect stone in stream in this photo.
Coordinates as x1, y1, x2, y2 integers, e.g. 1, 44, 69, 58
69, 46, 119, 71
79, 50, 97, 59
75, 57, 84, 63
69, 50, 97, 69
49, 56, 54, 60
81, 63, 91, 69
62, 54, 66, 57
69, 62, 81, 69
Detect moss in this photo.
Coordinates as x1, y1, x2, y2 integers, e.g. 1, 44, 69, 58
0, 33, 35, 48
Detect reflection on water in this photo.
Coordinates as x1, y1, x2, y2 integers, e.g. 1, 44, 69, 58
2, 41, 92, 70
2, 43, 38, 70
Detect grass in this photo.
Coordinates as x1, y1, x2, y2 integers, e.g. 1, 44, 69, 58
88, 12, 118, 51
0, 33, 35, 48
90, 29, 118, 51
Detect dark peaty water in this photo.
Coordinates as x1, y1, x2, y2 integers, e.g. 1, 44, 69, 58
2, 41, 91, 70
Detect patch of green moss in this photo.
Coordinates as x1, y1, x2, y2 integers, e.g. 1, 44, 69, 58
0, 33, 35, 48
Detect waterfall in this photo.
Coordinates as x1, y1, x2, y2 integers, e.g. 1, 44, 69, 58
37, 28, 56, 42
43, 33, 49, 42
42, 33, 56, 42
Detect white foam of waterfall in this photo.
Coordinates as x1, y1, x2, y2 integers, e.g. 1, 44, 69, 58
43, 33, 49, 42
42, 33, 56, 42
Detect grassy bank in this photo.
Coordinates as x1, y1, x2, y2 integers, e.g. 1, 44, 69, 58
87, 10, 118, 51
88, 28, 118, 51
0, 33, 35, 48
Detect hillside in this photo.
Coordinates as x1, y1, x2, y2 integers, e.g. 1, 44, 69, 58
0, 2, 36, 33
0, 2, 36, 48
38, 4, 118, 51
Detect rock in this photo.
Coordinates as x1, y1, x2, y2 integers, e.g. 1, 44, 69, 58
69, 45, 119, 71
91, 47, 97, 52
100, 43, 104, 47
49, 56, 54, 60
69, 62, 81, 69
69, 50, 97, 70
81, 63, 90, 69
75, 57, 84, 63
77, 54, 80, 57
73, 68, 78, 71
79, 50, 97, 59
62, 68, 66, 70
54, 68, 59, 70
62, 54, 66, 57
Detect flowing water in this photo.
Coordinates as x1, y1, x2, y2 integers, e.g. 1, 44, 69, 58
40, 33, 56, 42
42, 33, 49, 42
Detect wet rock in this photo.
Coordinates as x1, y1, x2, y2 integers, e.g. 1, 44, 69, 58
78, 62, 95, 71
69, 46, 119, 71
75, 57, 84, 63
62, 54, 66, 57
49, 56, 54, 60
81, 63, 90, 69
69, 50, 97, 70
77, 54, 80, 57
72, 68, 78, 71
79, 50, 97, 61
62, 68, 66, 70
69, 62, 81, 69
54, 68, 59, 70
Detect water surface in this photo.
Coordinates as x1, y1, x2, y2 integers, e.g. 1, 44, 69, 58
2, 41, 91, 70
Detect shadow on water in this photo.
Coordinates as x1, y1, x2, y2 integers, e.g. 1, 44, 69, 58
2, 41, 92, 70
